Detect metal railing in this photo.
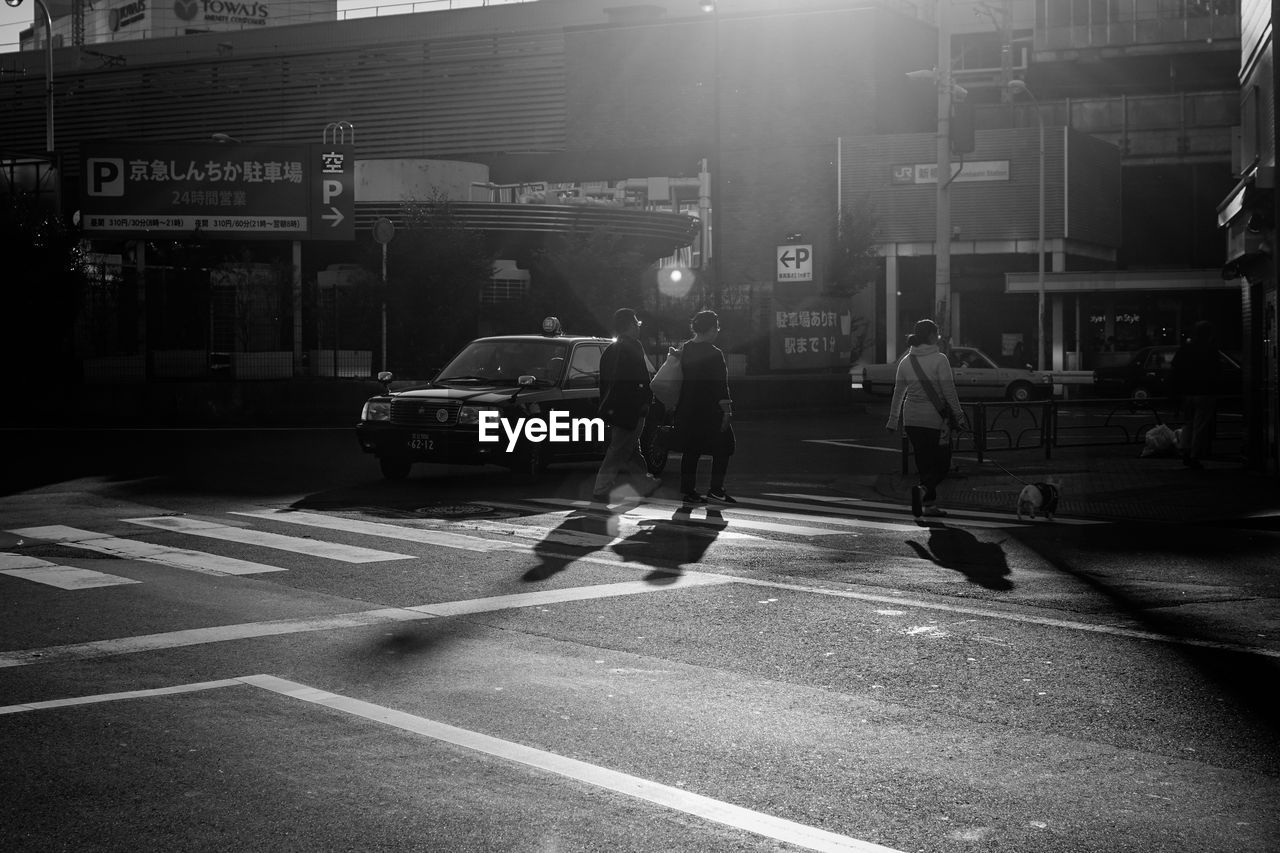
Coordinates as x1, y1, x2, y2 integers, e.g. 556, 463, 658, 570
900, 396, 1243, 472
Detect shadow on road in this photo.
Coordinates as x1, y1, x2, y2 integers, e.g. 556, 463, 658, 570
906, 527, 1014, 591
612, 506, 728, 582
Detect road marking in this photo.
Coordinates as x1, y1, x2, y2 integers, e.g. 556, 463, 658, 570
0, 574, 732, 669
731, 575, 1280, 660
482, 501, 764, 543
8, 525, 287, 576
124, 516, 413, 563
763, 493, 1102, 526
530, 497, 850, 538
231, 510, 513, 552
0, 674, 907, 853
0, 553, 141, 590
243, 675, 907, 853
0, 679, 246, 714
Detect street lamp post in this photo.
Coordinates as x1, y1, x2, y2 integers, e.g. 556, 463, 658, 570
907, 2, 961, 347
1008, 79, 1046, 372
700, 0, 722, 311
5, 0, 54, 155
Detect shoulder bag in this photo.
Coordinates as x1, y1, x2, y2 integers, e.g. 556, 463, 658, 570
650, 348, 683, 409
908, 354, 964, 432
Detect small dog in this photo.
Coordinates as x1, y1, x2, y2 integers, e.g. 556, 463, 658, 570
1016, 481, 1062, 521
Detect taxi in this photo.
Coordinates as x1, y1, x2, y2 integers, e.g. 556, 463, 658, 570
355, 317, 665, 481
850, 345, 1053, 402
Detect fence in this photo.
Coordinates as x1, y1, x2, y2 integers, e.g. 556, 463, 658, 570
900, 396, 1244, 472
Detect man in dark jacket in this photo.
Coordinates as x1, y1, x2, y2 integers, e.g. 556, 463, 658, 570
1171, 320, 1222, 469
592, 308, 660, 502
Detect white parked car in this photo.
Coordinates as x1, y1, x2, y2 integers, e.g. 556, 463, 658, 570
850, 345, 1053, 402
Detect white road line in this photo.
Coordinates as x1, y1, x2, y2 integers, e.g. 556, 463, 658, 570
0, 553, 141, 590
530, 498, 851, 538
0, 574, 732, 669
242, 675, 905, 853
762, 493, 1102, 526
8, 525, 287, 576
731, 575, 1280, 660
124, 516, 413, 563
481, 501, 765, 543
231, 510, 513, 553
0, 673, 906, 852
0, 679, 246, 715
407, 573, 731, 617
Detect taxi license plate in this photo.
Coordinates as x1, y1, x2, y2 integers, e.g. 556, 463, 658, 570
409, 433, 435, 451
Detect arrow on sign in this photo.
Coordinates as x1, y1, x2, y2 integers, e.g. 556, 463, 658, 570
322, 207, 345, 227
779, 250, 797, 268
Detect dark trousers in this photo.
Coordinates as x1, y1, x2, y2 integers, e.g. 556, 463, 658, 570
904, 426, 951, 504
680, 450, 729, 494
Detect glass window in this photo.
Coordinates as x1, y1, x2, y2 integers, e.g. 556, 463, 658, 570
567, 344, 604, 384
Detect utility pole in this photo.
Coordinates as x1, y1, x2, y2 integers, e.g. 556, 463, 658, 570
934, 0, 952, 347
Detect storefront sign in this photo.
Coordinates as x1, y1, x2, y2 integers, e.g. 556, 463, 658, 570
81, 141, 352, 241
891, 160, 1010, 185
770, 292, 851, 370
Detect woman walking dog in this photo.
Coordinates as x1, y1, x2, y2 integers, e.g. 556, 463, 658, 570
886, 319, 968, 519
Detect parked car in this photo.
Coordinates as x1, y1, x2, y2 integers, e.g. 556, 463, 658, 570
1091, 345, 1242, 401
355, 317, 667, 481
850, 345, 1053, 402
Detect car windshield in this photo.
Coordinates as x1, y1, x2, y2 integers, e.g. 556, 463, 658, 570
435, 339, 571, 386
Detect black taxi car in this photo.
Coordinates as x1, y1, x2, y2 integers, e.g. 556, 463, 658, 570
356, 318, 667, 481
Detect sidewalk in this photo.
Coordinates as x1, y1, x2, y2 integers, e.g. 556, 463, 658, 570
853, 442, 1280, 525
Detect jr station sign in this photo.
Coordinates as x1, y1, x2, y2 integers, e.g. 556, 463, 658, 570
81, 141, 354, 241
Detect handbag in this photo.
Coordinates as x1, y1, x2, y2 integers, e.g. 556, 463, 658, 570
650, 350, 683, 409
908, 354, 964, 431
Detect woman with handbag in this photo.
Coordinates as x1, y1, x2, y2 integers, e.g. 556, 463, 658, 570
885, 319, 968, 519
674, 309, 736, 504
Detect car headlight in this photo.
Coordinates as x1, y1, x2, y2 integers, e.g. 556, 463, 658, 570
458, 405, 500, 426
361, 400, 391, 422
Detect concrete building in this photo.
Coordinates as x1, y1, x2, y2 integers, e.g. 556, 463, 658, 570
1, 0, 1261, 436
1216, 0, 1278, 474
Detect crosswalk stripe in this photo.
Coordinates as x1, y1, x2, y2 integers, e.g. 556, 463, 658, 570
527, 498, 853, 538
124, 516, 414, 563
7, 526, 287, 575
0, 553, 140, 590
765, 493, 1102, 525
744, 495, 1026, 529
481, 501, 764, 543
230, 510, 512, 552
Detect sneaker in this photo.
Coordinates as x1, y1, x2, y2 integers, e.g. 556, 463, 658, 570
681, 491, 708, 504
910, 485, 924, 518
922, 505, 948, 517
706, 490, 737, 504
590, 492, 611, 505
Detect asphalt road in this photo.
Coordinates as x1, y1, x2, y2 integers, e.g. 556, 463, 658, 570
1, 414, 1277, 853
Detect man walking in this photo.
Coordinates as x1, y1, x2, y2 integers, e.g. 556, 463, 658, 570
592, 308, 660, 503
1171, 320, 1222, 469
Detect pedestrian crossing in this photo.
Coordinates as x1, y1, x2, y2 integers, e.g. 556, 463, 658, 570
2, 492, 1095, 592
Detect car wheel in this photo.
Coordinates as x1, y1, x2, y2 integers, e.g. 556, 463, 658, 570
1007, 381, 1034, 403
379, 456, 412, 481
511, 441, 548, 483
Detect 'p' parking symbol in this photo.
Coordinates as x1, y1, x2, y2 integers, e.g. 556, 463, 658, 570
87, 158, 124, 197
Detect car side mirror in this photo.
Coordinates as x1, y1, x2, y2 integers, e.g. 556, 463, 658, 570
518, 375, 538, 386
377, 370, 394, 393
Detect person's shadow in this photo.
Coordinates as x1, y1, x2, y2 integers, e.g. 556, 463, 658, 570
906, 527, 1013, 590
612, 507, 729, 584
522, 507, 620, 582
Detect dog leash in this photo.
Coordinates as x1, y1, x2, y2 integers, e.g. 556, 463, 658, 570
983, 456, 1031, 486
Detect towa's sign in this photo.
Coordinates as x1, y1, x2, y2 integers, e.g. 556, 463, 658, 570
81, 142, 353, 241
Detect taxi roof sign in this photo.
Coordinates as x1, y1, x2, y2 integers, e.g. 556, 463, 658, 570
541, 316, 563, 336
